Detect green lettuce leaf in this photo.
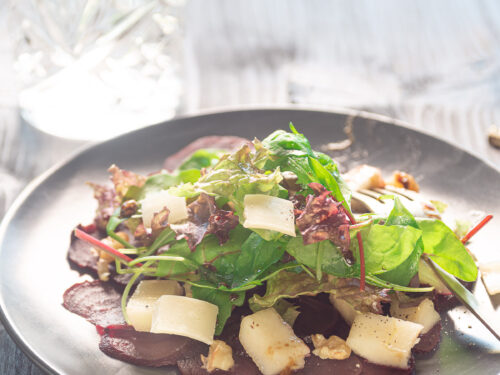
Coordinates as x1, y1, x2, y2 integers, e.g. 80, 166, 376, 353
418, 219, 478, 282
125, 170, 200, 201
249, 271, 389, 314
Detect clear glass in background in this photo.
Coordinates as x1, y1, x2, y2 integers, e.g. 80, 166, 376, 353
11, 0, 185, 141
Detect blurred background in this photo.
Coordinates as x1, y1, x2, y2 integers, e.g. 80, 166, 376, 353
1, 0, 500, 370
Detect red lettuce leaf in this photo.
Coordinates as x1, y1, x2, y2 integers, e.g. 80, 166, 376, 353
296, 182, 352, 262
87, 183, 117, 232
108, 164, 146, 201
172, 193, 238, 250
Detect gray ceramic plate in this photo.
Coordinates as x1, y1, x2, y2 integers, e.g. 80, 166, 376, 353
0, 109, 499, 374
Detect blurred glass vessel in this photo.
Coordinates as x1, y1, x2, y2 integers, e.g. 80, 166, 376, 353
12, 0, 185, 141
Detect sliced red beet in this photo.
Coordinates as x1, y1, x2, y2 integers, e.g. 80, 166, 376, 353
413, 322, 442, 353
67, 226, 133, 287
62, 280, 125, 327
163, 136, 251, 171
99, 325, 207, 367
67, 225, 99, 272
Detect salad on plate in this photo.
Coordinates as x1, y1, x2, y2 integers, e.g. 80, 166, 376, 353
63, 124, 490, 375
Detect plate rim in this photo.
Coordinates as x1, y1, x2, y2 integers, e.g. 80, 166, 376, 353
1, 106, 499, 374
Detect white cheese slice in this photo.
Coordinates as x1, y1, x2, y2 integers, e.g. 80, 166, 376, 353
242, 194, 296, 237
346, 313, 423, 369
141, 190, 188, 228
239, 308, 310, 375
390, 298, 440, 334
479, 261, 500, 295
126, 280, 183, 332
151, 295, 218, 345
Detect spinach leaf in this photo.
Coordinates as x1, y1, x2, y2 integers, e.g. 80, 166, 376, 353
362, 224, 422, 275
385, 197, 419, 228
377, 238, 423, 285
286, 236, 358, 278
418, 219, 478, 282
231, 233, 286, 288
375, 197, 422, 285
191, 286, 245, 335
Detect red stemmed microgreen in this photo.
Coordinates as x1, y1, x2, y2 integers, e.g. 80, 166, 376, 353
345, 210, 366, 291
74, 228, 141, 267
461, 214, 493, 244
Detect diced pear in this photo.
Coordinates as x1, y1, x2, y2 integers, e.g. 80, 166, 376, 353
126, 280, 183, 332
346, 313, 423, 369
239, 308, 310, 375
418, 259, 450, 294
479, 261, 500, 295
151, 295, 218, 345
390, 298, 440, 334
243, 194, 296, 237
329, 295, 359, 326
141, 190, 188, 228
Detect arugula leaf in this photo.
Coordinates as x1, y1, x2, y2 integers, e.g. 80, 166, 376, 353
191, 286, 245, 335
105, 209, 135, 248
231, 233, 286, 288
286, 237, 358, 278
262, 124, 351, 212
155, 226, 251, 279
418, 219, 478, 282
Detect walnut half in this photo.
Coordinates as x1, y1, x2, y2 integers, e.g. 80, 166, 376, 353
201, 340, 234, 372
311, 334, 351, 360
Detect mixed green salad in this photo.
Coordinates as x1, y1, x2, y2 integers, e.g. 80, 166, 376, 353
78, 124, 478, 337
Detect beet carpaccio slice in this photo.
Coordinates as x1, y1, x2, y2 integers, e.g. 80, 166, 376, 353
63, 280, 125, 327
67, 225, 99, 272
99, 325, 207, 367
163, 136, 251, 171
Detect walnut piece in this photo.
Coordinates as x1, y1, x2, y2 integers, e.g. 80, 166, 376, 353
488, 126, 500, 149
201, 340, 234, 372
387, 171, 420, 192
311, 334, 351, 360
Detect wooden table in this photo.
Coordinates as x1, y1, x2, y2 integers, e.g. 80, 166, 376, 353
1, 0, 500, 373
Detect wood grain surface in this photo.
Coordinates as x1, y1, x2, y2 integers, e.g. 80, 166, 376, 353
1, 0, 500, 373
